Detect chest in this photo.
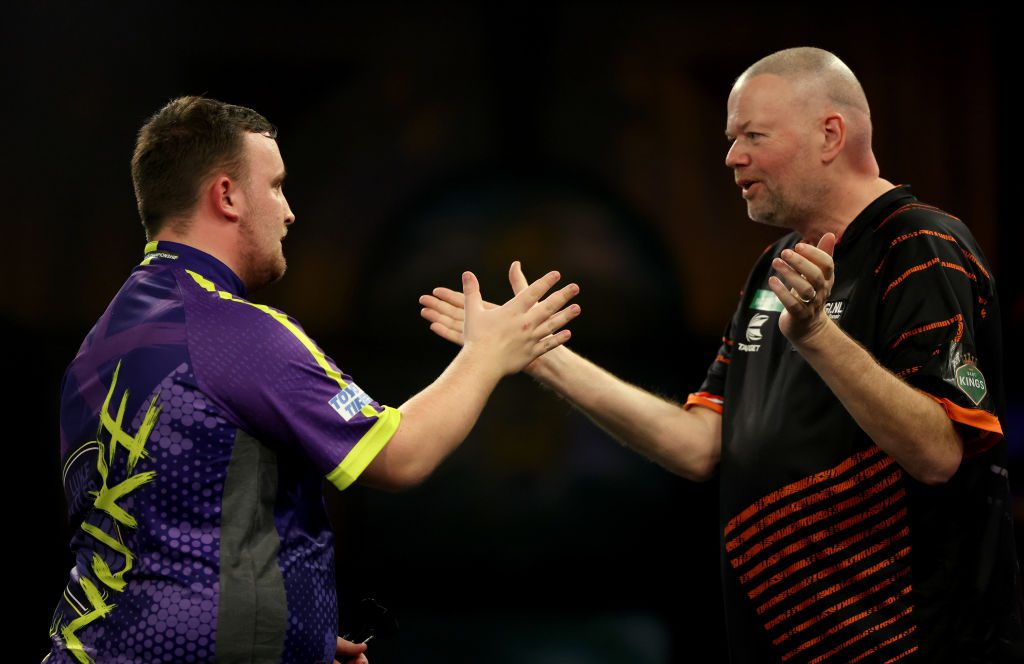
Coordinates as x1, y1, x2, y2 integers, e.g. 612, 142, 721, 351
720, 239, 886, 498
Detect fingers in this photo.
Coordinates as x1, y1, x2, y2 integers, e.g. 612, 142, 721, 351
511, 270, 562, 311
429, 321, 465, 345
419, 294, 466, 326
508, 260, 529, 295
531, 282, 581, 326
538, 302, 582, 338
771, 255, 817, 303
420, 303, 466, 345
336, 637, 368, 657
430, 286, 466, 309
787, 242, 835, 283
771, 241, 835, 305
462, 271, 482, 311
533, 327, 573, 356
768, 275, 813, 317
817, 232, 837, 258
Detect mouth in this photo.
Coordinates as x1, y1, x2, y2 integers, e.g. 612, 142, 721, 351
737, 179, 760, 198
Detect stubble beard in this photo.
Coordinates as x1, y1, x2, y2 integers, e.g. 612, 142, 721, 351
748, 181, 821, 231
239, 217, 287, 292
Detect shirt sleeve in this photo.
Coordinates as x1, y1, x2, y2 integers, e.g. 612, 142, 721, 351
685, 319, 733, 414
873, 218, 1003, 456
183, 275, 399, 490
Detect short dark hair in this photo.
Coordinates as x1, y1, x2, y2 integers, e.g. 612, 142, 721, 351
131, 96, 277, 238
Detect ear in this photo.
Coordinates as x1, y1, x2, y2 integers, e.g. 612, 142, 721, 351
207, 174, 243, 223
821, 112, 846, 164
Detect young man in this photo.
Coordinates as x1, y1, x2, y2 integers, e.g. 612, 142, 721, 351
422, 48, 1024, 662
45, 96, 580, 664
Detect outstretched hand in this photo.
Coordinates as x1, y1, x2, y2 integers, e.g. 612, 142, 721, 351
419, 262, 579, 375
767, 232, 837, 345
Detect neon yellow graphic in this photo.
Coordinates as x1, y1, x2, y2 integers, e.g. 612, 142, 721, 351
184, 269, 399, 488
58, 360, 161, 664
60, 577, 115, 664
140, 241, 160, 265
326, 406, 401, 490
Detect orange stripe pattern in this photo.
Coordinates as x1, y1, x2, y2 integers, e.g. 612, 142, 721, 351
882, 258, 976, 300
888, 314, 963, 351
725, 446, 917, 662
875, 202, 961, 231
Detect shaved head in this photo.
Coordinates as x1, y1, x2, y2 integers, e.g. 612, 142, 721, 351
737, 47, 869, 117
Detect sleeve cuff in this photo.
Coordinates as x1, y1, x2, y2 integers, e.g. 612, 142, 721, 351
326, 406, 402, 490
921, 393, 1003, 457
685, 392, 724, 414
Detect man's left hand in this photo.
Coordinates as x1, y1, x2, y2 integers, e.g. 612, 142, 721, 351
334, 636, 369, 664
768, 232, 837, 345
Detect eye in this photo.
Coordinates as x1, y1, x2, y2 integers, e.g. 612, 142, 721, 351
746, 132, 763, 141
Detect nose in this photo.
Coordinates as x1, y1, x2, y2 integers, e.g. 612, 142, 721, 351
725, 139, 749, 169
284, 197, 296, 226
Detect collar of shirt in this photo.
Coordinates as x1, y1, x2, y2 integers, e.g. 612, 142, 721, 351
835, 184, 917, 254
138, 240, 248, 298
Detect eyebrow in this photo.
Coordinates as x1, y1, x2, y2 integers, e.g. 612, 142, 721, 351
725, 120, 752, 140
273, 170, 287, 186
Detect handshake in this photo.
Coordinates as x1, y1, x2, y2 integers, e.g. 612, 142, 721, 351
417, 260, 581, 379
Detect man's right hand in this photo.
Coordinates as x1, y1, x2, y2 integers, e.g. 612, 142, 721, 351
421, 262, 576, 376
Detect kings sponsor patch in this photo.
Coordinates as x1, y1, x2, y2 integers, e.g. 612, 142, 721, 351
329, 383, 372, 421
954, 361, 987, 406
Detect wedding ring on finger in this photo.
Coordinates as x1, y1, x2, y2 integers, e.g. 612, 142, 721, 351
792, 286, 816, 304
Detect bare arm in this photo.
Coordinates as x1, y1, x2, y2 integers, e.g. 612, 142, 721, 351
420, 262, 721, 481
770, 234, 962, 485
360, 269, 580, 490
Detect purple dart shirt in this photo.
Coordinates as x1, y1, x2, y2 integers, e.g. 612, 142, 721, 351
47, 241, 400, 664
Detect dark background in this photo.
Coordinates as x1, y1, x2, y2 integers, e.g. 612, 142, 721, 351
7, 3, 1021, 663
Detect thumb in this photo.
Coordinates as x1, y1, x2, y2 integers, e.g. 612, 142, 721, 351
508, 261, 529, 295
462, 271, 482, 310
818, 232, 837, 257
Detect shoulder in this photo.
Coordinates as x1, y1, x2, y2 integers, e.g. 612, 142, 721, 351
173, 267, 319, 365
871, 201, 994, 285
874, 201, 984, 252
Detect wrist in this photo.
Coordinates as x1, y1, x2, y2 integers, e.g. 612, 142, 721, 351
456, 343, 507, 386
524, 345, 569, 386
791, 315, 836, 353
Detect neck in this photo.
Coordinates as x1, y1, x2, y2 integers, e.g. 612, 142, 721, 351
795, 176, 895, 244
152, 218, 245, 283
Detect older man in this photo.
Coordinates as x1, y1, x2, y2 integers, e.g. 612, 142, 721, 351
421, 48, 1023, 662
45, 96, 580, 664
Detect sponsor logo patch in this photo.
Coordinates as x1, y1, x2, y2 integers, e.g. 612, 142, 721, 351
824, 299, 847, 321
746, 313, 770, 342
739, 313, 771, 352
329, 382, 372, 421
749, 289, 784, 313
954, 357, 987, 406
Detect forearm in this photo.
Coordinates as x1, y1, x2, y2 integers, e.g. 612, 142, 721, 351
363, 347, 502, 490
526, 346, 721, 480
795, 320, 962, 484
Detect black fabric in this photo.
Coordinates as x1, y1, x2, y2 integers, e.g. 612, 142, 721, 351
697, 187, 1023, 663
